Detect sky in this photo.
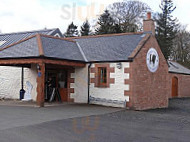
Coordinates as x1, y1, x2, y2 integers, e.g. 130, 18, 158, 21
0, 0, 189, 34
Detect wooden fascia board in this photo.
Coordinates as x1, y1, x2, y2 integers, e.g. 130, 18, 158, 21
0, 58, 42, 65
42, 59, 85, 67
0, 58, 85, 67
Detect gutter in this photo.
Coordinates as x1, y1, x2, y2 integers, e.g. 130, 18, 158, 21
169, 71, 190, 76
88, 63, 92, 104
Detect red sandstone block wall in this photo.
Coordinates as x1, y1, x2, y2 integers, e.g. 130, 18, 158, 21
129, 35, 169, 110
168, 73, 190, 98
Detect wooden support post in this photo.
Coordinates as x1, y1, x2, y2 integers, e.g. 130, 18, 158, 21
36, 63, 45, 107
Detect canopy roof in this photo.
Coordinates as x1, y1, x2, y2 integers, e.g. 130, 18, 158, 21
0, 28, 62, 49
0, 34, 85, 62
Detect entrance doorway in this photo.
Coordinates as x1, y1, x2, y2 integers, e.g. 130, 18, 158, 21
172, 76, 178, 98
45, 70, 68, 102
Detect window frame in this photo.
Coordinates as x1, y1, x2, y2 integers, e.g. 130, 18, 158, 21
92, 64, 115, 88
98, 67, 107, 87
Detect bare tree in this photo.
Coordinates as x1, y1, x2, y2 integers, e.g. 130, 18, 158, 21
108, 1, 151, 32
171, 25, 190, 68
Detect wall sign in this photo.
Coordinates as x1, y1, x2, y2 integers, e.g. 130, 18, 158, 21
38, 72, 42, 77
146, 48, 159, 73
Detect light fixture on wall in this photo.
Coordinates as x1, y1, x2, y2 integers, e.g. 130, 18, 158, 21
117, 63, 122, 69
37, 64, 41, 71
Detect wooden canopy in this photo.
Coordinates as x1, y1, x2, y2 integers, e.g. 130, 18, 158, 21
0, 57, 85, 107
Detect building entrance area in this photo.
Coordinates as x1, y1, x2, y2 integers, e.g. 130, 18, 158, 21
45, 70, 68, 103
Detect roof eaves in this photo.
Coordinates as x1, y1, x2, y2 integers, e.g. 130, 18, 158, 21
88, 59, 133, 63
43, 56, 86, 63
169, 71, 190, 76
128, 33, 151, 60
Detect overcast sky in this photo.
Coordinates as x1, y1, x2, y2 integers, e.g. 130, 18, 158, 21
0, 0, 189, 33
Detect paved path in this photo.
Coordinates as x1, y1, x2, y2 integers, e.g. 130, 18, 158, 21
0, 99, 190, 142
0, 104, 122, 130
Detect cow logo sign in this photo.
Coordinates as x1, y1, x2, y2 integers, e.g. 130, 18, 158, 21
146, 48, 159, 73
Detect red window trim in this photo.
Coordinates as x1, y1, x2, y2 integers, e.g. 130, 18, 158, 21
92, 64, 115, 88
98, 67, 107, 87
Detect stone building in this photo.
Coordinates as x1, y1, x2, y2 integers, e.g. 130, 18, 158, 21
0, 13, 189, 110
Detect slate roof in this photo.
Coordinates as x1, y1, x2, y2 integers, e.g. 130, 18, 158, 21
41, 36, 84, 61
0, 35, 85, 62
0, 37, 39, 58
0, 32, 147, 62
0, 28, 63, 49
1, 30, 190, 76
168, 61, 190, 75
72, 33, 146, 62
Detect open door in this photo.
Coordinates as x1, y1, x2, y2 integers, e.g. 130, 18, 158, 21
172, 77, 178, 98
58, 71, 68, 102
45, 70, 68, 102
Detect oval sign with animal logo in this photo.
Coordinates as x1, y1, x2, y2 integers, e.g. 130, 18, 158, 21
146, 48, 159, 73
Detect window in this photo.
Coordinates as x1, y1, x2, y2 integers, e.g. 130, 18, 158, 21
98, 67, 107, 87
91, 64, 115, 88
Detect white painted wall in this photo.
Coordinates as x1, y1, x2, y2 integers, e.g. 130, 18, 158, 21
70, 65, 88, 103
0, 64, 38, 101
0, 66, 21, 99
24, 64, 38, 101
90, 62, 130, 108
65, 62, 130, 108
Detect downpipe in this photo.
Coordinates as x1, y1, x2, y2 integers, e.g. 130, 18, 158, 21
88, 63, 92, 104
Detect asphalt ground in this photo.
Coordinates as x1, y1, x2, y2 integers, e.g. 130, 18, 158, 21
0, 98, 189, 142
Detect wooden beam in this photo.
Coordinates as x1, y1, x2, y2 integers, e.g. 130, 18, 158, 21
46, 64, 74, 70
0, 58, 40, 65
36, 63, 45, 107
0, 64, 31, 68
43, 59, 85, 67
36, 34, 44, 56
0, 58, 85, 67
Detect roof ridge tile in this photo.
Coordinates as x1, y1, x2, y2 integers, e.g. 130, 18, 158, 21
65, 32, 144, 40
